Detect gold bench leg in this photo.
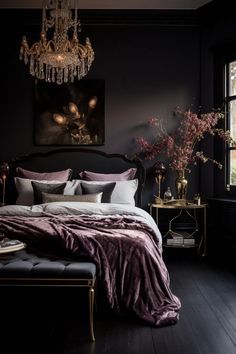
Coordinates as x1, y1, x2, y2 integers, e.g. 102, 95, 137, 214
89, 287, 95, 341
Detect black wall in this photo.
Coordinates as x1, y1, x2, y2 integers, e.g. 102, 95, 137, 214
200, 2, 236, 199
199, 0, 236, 255
0, 10, 200, 208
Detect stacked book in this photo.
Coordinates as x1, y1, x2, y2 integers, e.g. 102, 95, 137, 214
166, 231, 195, 246
0, 238, 25, 254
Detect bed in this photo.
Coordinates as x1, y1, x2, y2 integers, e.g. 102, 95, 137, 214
0, 148, 180, 339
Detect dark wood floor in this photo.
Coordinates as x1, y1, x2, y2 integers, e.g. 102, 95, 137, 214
2, 249, 236, 354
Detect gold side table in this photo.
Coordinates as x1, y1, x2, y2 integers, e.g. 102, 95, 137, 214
149, 202, 207, 257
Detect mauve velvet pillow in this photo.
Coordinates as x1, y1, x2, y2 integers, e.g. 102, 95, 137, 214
16, 167, 72, 182
31, 181, 66, 204
80, 182, 116, 203
79, 168, 137, 181
42, 192, 103, 204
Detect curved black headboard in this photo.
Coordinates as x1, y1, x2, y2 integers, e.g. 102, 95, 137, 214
6, 148, 145, 207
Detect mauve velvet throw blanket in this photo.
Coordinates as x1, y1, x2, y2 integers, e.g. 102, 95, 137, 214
0, 214, 181, 326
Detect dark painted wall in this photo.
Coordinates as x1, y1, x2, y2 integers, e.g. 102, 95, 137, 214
200, 2, 236, 199
199, 1, 236, 254
0, 11, 200, 208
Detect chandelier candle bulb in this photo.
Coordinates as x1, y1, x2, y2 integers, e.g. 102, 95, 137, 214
19, 0, 94, 84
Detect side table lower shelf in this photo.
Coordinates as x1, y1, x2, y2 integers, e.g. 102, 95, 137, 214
149, 202, 207, 257
163, 240, 203, 250
163, 243, 199, 249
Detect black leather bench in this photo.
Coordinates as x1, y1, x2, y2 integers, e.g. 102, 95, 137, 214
0, 249, 96, 341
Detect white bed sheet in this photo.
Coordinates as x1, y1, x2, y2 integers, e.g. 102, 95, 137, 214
0, 202, 162, 244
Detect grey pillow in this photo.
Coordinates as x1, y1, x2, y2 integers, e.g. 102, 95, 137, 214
42, 192, 103, 203
14, 177, 69, 206
31, 181, 66, 204
80, 182, 116, 203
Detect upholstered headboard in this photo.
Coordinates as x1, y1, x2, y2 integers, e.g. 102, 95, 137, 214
5, 148, 145, 207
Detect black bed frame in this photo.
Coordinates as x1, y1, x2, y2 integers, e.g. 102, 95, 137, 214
0, 148, 145, 341
5, 147, 145, 207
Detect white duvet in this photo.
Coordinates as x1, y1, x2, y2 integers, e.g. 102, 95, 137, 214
0, 202, 162, 243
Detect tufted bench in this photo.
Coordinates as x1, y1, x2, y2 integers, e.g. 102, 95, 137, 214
0, 249, 96, 341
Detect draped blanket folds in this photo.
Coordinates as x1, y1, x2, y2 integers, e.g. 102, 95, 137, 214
0, 210, 181, 326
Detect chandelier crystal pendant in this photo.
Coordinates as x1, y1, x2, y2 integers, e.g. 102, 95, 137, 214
19, 0, 94, 84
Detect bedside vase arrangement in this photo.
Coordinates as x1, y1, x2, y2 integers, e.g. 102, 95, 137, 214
136, 109, 235, 202
175, 169, 188, 200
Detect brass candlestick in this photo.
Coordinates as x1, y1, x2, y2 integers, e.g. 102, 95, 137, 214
0, 162, 9, 206
153, 162, 166, 204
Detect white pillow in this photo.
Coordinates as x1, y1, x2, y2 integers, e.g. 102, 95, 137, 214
64, 180, 82, 195
79, 179, 138, 205
14, 177, 81, 206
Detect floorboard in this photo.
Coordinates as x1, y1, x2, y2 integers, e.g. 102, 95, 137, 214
1, 250, 236, 354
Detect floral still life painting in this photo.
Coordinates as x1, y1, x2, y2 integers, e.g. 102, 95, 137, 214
34, 80, 105, 145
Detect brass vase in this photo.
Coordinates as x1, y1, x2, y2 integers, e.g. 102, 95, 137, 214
175, 169, 188, 200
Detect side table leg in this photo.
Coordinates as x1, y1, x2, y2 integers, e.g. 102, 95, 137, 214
156, 207, 159, 225
198, 207, 207, 257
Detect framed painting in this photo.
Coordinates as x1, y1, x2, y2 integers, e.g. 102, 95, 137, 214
34, 80, 105, 145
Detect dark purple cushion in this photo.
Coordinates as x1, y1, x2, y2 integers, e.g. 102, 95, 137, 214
80, 182, 116, 203
31, 181, 66, 204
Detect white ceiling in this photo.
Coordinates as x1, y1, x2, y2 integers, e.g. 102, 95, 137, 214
0, 0, 212, 10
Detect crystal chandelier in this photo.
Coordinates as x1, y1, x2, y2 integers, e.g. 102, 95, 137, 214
19, 0, 94, 84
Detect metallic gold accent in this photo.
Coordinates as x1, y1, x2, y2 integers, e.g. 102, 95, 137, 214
163, 208, 199, 239
197, 207, 207, 257
89, 287, 95, 342
154, 196, 163, 205
150, 202, 207, 209
152, 198, 194, 207
149, 202, 207, 257
175, 169, 188, 200
153, 162, 166, 201
19, 0, 94, 84
0, 275, 96, 341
